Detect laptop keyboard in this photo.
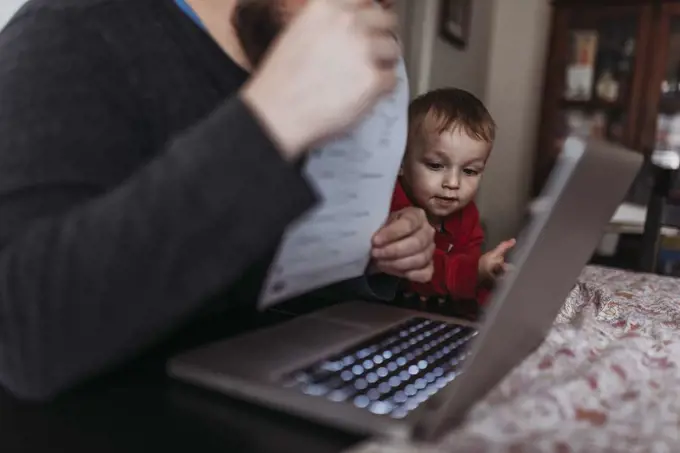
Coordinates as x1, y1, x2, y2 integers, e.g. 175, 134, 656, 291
281, 317, 477, 419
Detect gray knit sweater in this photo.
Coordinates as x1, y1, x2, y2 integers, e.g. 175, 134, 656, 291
0, 0, 394, 401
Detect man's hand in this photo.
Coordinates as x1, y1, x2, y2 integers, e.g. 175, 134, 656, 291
479, 239, 516, 283
242, 0, 400, 159
370, 207, 435, 283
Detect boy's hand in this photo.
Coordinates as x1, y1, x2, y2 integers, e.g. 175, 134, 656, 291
479, 239, 516, 283
370, 207, 435, 283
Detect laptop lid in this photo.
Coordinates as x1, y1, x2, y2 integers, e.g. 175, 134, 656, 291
410, 137, 643, 440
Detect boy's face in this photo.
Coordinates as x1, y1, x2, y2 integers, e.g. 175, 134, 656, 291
401, 124, 491, 222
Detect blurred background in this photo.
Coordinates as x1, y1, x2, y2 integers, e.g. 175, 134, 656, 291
394, 0, 680, 277
4, 0, 680, 275
0, 0, 549, 256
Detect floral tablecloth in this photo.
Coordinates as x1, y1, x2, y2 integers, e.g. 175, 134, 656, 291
349, 266, 680, 453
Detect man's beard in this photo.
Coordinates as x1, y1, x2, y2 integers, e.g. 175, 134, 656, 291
232, 1, 284, 69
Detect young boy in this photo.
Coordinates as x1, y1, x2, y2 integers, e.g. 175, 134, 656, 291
388, 88, 515, 304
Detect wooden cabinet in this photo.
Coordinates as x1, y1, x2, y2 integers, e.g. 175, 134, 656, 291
533, 0, 680, 197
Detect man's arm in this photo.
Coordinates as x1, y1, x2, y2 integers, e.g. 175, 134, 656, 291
0, 11, 315, 400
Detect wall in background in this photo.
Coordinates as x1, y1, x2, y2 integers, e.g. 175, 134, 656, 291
395, 0, 495, 99
394, 0, 434, 97
427, 0, 496, 99
477, 0, 551, 247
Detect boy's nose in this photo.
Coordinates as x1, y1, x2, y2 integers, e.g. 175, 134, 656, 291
443, 173, 460, 189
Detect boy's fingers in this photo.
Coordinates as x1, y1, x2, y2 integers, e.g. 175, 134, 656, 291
491, 238, 516, 257
491, 261, 505, 276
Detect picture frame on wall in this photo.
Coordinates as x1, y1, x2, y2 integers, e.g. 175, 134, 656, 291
439, 0, 472, 49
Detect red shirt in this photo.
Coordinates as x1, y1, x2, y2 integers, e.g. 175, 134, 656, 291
390, 181, 487, 303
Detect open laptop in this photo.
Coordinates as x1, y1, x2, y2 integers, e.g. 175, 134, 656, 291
168, 137, 643, 442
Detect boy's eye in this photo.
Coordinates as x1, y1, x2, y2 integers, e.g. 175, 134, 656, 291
463, 168, 480, 176
425, 162, 444, 170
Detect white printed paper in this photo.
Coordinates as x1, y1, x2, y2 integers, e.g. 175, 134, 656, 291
258, 58, 409, 307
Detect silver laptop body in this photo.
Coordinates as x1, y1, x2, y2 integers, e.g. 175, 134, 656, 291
168, 137, 643, 442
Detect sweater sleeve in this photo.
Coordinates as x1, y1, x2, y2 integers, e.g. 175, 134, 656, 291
0, 9, 316, 400
312, 274, 399, 302
409, 209, 484, 300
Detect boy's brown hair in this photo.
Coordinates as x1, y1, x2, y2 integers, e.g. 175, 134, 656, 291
406, 88, 496, 154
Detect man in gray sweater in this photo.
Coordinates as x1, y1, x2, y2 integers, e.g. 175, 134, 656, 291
0, 0, 435, 400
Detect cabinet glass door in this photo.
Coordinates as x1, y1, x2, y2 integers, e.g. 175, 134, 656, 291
632, 5, 680, 205
535, 5, 651, 195
648, 9, 680, 156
